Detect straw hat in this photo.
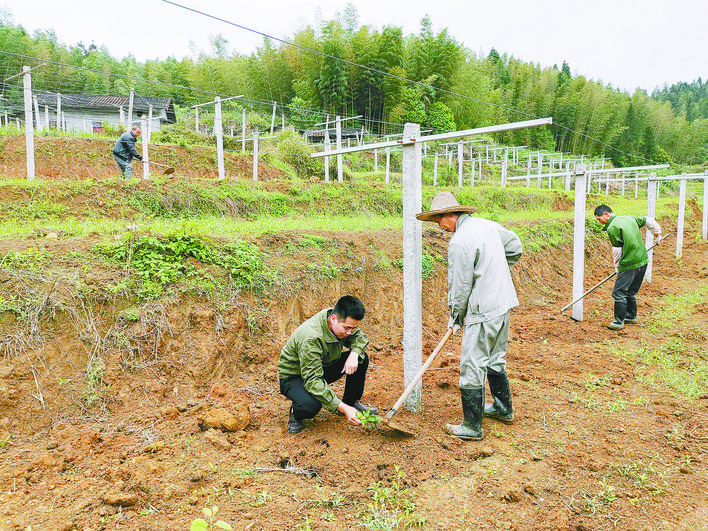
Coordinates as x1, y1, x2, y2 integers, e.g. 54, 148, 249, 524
416, 191, 477, 222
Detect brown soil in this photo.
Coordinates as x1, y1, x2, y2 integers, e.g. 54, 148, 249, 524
0, 137, 707, 531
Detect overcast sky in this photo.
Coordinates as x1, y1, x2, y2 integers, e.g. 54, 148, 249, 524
3, 0, 706, 94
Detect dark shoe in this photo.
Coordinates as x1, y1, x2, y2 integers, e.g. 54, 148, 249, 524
287, 406, 304, 434
607, 319, 625, 330
351, 401, 379, 415
446, 387, 484, 440
484, 371, 514, 424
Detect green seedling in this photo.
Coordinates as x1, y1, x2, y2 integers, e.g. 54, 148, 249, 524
190, 505, 232, 531
356, 409, 380, 428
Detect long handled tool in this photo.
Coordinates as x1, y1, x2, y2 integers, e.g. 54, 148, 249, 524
381, 327, 454, 436
560, 232, 672, 315
142, 160, 175, 175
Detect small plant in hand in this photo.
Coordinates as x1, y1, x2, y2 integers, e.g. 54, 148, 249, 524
356, 408, 380, 428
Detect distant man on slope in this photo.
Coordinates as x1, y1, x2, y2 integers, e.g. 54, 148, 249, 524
417, 192, 523, 441
112, 125, 143, 179
594, 204, 662, 330
278, 295, 378, 434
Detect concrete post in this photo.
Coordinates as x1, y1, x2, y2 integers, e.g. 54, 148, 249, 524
470, 155, 475, 187
252, 133, 259, 181
128, 88, 134, 129
676, 176, 687, 258
242, 109, 246, 152
433, 153, 438, 186
324, 134, 331, 182
645, 173, 658, 282
270, 101, 276, 135
385, 147, 391, 184
33, 96, 41, 129
215, 96, 225, 180
571, 164, 587, 321
501, 147, 508, 188
336, 116, 343, 182
195, 107, 199, 133
374, 149, 378, 173
56, 93, 61, 131
148, 105, 153, 143
457, 141, 463, 187
141, 115, 149, 180
401, 123, 423, 413
537, 152, 542, 188
44, 105, 48, 132
22, 66, 35, 180
703, 171, 708, 240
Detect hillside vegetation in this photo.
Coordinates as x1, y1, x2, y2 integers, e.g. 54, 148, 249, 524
1, 7, 708, 169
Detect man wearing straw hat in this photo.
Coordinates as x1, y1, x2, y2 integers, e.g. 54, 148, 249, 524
417, 192, 522, 440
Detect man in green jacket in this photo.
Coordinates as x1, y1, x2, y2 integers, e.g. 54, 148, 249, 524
594, 205, 662, 330
278, 295, 378, 434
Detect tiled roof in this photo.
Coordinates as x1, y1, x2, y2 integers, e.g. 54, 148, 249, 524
34, 92, 176, 122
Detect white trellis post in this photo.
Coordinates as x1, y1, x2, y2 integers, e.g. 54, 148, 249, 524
703, 170, 708, 240
215, 96, 225, 180
119, 106, 124, 130
242, 109, 246, 152
675, 175, 687, 258
537, 152, 543, 188
457, 141, 463, 187
128, 88, 134, 128
401, 122, 423, 413
324, 134, 331, 182
433, 153, 439, 186
571, 164, 587, 321
336, 116, 343, 182
148, 105, 153, 143
195, 107, 199, 133
141, 114, 149, 180
252, 132, 259, 181
22, 66, 35, 180
526, 153, 532, 187
33, 95, 41, 130
270, 101, 277, 135
374, 149, 378, 173
44, 105, 48, 132
501, 147, 508, 188
56, 93, 62, 131
645, 173, 658, 283
470, 155, 475, 187
385, 147, 391, 184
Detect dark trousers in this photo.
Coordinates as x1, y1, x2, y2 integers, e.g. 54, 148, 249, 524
612, 264, 647, 318
280, 351, 369, 420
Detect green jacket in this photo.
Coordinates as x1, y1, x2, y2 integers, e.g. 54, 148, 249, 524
603, 214, 648, 272
278, 308, 369, 412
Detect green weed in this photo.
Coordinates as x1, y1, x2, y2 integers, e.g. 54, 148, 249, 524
359, 465, 427, 529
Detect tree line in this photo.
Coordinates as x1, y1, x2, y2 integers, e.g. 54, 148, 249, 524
1, 6, 706, 167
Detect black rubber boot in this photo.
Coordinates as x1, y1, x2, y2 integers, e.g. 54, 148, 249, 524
625, 297, 638, 324
287, 406, 305, 434
608, 301, 627, 330
484, 370, 514, 424
445, 387, 484, 440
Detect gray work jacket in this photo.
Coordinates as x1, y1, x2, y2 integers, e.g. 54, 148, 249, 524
447, 214, 522, 327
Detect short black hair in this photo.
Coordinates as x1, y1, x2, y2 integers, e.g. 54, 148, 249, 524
594, 204, 613, 216
333, 295, 365, 321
